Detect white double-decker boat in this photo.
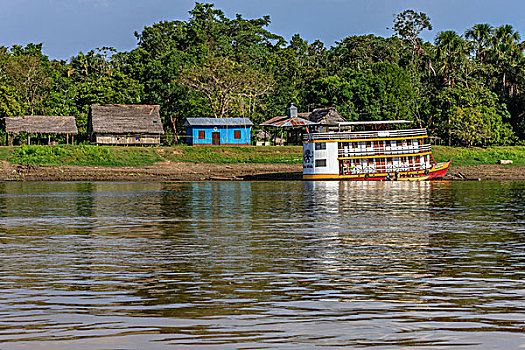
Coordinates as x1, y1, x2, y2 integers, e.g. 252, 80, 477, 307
302, 120, 451, 181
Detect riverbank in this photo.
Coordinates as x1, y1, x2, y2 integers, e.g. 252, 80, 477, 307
0, 161, 299, 181
1, 145, 524, 181
2, 161, 524, 181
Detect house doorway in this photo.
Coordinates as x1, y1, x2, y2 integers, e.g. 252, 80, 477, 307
212, 132, 220, 145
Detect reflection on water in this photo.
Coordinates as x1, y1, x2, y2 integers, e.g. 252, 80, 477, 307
0, 181, 524, 349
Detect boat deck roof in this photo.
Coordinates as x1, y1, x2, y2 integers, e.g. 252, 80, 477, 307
322, 120, 413, 126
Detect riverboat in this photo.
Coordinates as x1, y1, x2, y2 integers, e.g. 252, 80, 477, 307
302, 120, 451, 181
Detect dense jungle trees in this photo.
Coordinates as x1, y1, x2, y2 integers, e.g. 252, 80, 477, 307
0, 3, 524, 146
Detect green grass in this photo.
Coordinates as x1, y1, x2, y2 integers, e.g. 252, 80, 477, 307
0, 144, 523, 167
6, 145, 163, 167
160, 145, 303, 164
0, 145, 303, 166
0, 147, 12, 162
432, 146, 525, 166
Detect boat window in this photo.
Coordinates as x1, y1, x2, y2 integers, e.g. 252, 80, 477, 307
315, 159, 327, 167
366, 141, 372, 148
315, 142, 326, 150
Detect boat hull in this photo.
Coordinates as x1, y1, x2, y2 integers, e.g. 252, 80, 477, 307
303, 160, 451, 181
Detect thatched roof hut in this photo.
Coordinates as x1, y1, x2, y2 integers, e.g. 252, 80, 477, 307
88, 104, 164, 145
89, 104, 164, 135
5, 116, 78, 135
308, 107, 345, 124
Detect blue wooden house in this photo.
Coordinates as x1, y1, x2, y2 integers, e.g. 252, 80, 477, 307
184, 118, 253, 146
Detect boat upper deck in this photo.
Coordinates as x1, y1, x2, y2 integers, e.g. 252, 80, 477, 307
303, 128, 427, 141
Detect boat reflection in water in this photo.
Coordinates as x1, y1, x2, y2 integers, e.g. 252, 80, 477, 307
302, 181, 435, 271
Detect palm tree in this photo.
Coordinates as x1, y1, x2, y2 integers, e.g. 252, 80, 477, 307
464, 23, 493, 62
493, 24, 521, 45
489, 25, 522, 95
434, 30, 469, 87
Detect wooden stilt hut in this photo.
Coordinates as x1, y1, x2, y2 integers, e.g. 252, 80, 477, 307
5, 116, 78, 145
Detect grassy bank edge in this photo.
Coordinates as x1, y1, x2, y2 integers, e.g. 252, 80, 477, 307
0, 145, 524, 167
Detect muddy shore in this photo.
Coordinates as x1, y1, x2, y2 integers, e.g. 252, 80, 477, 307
1, 161, 524, 182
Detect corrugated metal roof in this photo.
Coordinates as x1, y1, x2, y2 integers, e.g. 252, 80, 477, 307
184, 118, 254, 127
260, 115, 315, 128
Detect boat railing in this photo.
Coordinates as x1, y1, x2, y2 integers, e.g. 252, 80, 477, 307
338, 144, 431, 157
304, 128, 427, 141
348, 163, 429, 175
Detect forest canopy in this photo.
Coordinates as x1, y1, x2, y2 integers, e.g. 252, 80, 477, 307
0, 3, 524, 146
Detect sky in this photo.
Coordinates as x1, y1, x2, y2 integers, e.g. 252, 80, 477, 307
1, 0, 524, 60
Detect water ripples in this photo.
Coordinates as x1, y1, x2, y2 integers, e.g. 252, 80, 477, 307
0, 181, 524, 349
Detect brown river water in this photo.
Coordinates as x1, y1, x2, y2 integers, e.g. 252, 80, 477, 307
0, 181, 523, 349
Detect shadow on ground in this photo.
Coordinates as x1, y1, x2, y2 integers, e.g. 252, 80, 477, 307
242, 172, 302, 181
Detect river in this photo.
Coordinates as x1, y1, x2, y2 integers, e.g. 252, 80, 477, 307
0, 181, 524, 349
